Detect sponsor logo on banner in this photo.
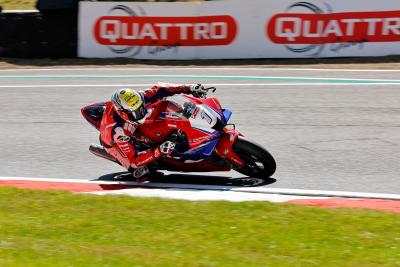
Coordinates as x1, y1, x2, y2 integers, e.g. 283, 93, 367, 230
101, 5, 146, 57
94, 8, 237, 47
267, 2, 400, 55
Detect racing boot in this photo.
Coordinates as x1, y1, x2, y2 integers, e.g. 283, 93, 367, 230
131, 166, 150, 183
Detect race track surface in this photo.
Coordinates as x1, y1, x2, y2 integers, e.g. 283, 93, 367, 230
1, 67, 399, 194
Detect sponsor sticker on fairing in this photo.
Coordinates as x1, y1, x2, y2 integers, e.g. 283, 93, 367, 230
94, 15, 237, 46
267, 10, 400, 44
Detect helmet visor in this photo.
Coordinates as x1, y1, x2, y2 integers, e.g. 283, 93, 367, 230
128, 104, 147, 121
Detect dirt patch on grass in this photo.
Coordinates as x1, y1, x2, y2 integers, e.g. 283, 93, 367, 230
1, 56, 400, 69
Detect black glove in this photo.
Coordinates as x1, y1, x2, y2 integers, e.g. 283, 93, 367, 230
189, 84, 207, 98
153, 141, 176, 158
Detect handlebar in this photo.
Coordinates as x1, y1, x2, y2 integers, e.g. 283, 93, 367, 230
193, 86, 216, 99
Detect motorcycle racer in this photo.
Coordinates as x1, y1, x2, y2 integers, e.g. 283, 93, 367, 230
100, 83, 207, 180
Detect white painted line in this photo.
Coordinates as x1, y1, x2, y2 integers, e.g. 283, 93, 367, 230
2, 83, 400, 88
1, 67, 400, 72
1, 176, 400, 200
89, 188, 322, 202
2, 74, 400, 84
232, 188, 400, 201
2, 10, 38, 13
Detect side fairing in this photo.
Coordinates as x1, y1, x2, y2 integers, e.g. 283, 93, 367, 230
175, 134, 220, 160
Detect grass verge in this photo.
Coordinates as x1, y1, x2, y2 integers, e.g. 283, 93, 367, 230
0, 186, 400, 266
0, 0, 36, 10
0, 0, 201, 10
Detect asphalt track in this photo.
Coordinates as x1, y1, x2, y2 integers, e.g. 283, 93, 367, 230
1, 67, 399, 194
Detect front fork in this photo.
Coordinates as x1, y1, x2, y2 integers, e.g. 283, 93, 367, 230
215, 129, 245, 169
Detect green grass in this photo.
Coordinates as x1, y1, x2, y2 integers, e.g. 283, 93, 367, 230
0, 0, 201, 10
0, 0, 36, 10
1, 187, 400, 267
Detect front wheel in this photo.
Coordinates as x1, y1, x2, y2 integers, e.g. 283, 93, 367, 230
232, 137, 276, 179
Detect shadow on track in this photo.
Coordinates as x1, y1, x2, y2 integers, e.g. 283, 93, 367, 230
94, 172, 276, 187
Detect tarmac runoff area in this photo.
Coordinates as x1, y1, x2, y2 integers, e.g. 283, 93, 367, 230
0, 67, 400, 211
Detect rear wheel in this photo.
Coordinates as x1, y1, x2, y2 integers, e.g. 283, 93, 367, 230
232, 137, 276, 179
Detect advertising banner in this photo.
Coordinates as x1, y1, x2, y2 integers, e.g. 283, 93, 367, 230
79, 0, 400, 59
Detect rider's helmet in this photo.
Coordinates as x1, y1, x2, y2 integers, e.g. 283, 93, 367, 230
111, 88, 147, 123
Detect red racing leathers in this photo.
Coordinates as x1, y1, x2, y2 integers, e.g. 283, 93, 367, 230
99, 83, 192, 171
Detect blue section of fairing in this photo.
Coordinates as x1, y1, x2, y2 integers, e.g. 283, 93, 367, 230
175, 134, 220, 161
222, 109, 232, 125
172, 107, 231, 161
192, 126, 217, 135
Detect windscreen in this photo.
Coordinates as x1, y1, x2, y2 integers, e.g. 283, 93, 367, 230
162, 95, 196, 119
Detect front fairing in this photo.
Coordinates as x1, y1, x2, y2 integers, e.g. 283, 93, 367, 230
162, 94, 223, 134
140, 94, 225, 160
81, 102, 107, 130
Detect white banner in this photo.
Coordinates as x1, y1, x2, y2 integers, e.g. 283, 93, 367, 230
79, 0, 400, 59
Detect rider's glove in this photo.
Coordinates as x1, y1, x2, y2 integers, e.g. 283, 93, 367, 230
189, 84, 207, 98
153, 141, 176, 158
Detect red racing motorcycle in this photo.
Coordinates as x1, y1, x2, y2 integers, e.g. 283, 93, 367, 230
82, 87, 276, 180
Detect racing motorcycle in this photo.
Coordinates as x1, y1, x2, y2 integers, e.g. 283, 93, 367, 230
81, 87, 276, 180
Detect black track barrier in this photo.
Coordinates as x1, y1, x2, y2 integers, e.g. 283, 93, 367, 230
36, 0, 78, 11
0, 4, 77, 58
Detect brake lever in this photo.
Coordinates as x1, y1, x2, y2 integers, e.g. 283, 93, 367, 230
205, 87, 217, 93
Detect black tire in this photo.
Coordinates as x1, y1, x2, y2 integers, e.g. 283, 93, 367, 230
232, 137, 276, 179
